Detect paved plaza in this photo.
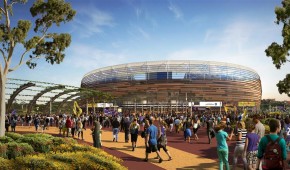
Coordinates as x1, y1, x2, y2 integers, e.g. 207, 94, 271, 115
16, 125, 244, 170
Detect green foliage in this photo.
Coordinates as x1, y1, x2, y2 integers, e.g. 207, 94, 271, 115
265, 0, 290, 96
277, 74, 290, 96
17, 136, 52, 153
15, 155, 66, 169
30, 0, 76, 32
0, 0, 76, 70
0, 157, 14, 170
12, 20, 31, 43
0, 133, 127, 169
0, 143, 7, 158
5, 132, 24, 141
0, 136, 13, 143
6, 142, 35, 159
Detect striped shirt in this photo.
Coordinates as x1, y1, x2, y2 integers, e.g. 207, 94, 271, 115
236, 128, 247, 146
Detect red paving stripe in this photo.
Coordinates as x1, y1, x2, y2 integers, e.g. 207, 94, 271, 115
77, 139, 165, 170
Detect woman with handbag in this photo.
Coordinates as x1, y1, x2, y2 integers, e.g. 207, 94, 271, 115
155, 120, 172, 161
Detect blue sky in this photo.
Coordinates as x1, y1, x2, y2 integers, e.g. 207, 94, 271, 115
6, 0, 290, 101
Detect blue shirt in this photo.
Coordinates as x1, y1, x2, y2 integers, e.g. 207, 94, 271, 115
216, 130, 229, 150
147, 124, 158, 145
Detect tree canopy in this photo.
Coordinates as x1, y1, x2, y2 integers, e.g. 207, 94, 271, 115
265, 0, 290, 97
0, 0, 76, 137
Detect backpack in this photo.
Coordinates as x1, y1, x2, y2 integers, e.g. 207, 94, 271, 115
262, 135, 283, 169
130, 125, 138, 134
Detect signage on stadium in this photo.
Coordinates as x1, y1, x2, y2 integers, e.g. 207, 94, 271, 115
87, 103, 113, 107
188, 102, 194, 106
200, 102, 222, 107
238, 102, 256, 107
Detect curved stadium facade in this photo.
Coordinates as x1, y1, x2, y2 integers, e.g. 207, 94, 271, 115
81, 60, 262, 109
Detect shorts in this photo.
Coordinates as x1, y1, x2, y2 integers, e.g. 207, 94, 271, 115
146, 143, 158, 153
246, 150, 258, 165
131, 134, 138, 142
193, 128, 199, 134
185, 128, 192, 137
113, 128, 119, 135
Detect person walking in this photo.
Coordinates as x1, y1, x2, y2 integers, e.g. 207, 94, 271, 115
283, 117, 290, 145
5, 115, 10, 132
129, 118, 140, 151
112, 117, 120, 142
192, 117, 201, 141
253, 115, 265, 139
174, 117, 181, 133
243, 123, 260, 170
144, 118, 163, 163
76, 118, 84, 140
256, 118, 287, 170
232, 121, 247, 170
10, 116, 17, 132
156, 120, 172, 161
206, 117, 215, 144
34, 116, 40, 132
65, 116, 72, 137
215, 122, 234, 170
183, 118, 193, 143
92, 119, 102, 148
124, 116, 131, 143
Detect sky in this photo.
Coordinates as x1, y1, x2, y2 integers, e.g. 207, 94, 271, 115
4, 0, 290, 101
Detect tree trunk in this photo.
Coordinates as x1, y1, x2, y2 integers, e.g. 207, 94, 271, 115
0, 74, 6, 137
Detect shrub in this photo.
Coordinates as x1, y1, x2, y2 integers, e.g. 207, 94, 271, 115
0, 136, 13, 144
18, 143, 35, 156
84, 153, 126, 170
0, 143, 7, 158
17, 136, 52, 153
6, 142, 34, 159
24, 133, 54, 139
7, 142, 22, 159
49, 151, 127, 170
0, 157, 14, 170
5, 132, 24, 141
15, 155, 67, 169
0, 133, 127, 170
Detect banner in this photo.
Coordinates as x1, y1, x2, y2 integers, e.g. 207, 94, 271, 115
200, 102, 222, 107
224, 104, 237, 113
97, 103, 113, 108
238, 102, 256, 107
87, 103, 97, 107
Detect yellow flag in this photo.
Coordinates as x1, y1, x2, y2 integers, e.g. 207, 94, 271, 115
73, 101, 82, 117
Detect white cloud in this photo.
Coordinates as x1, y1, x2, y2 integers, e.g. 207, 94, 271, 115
73, 7, 115, 38
166, 19, 290, 101
137, 27, 150, 40
168, 2, 183, 19
66, 44, 130, 72
136, 8, 142, 18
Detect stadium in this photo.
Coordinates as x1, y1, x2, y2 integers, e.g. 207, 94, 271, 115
81, 60, 262, 112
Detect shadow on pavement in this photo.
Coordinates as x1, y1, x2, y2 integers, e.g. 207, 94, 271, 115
177, 162, 217, 170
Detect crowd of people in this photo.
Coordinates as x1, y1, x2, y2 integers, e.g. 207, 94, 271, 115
3, 110, 290, 169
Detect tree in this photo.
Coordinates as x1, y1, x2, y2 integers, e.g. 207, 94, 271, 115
265, 0, 290, 97
0, 0, 76, 137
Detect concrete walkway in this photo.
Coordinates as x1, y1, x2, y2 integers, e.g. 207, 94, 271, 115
15, 126, 241, 170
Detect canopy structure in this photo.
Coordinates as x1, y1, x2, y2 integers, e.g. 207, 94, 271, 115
5, 78, 107, 114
